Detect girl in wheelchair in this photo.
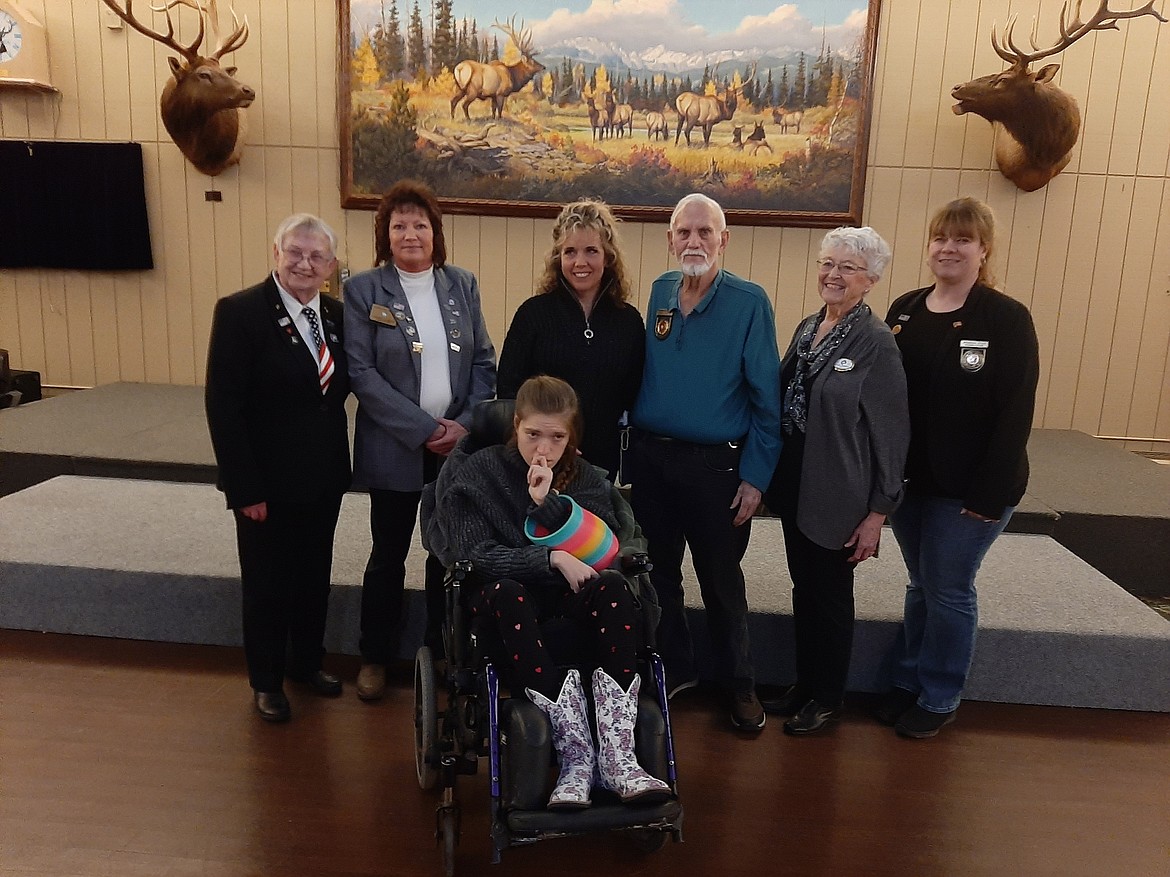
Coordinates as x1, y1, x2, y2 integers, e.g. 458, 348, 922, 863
425, 375, 671, 810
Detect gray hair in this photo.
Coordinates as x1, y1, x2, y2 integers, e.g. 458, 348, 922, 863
273, 213, 338, 257
819, 226, 891, 281
670, 193, 726, 233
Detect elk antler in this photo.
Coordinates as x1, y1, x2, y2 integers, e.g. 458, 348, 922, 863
737, 61, 759, 91
150, 0, 249, 59
992, 0, 1167, 69
492, 16, 535, 58
101, 0, 204, 63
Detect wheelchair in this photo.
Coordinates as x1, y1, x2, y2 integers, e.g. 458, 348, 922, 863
414, 400, 684, 876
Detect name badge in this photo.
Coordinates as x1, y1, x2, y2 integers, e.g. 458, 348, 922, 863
369, 304, 397, 326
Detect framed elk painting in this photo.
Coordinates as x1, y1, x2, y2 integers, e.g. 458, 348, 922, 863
339, 0, 882, 227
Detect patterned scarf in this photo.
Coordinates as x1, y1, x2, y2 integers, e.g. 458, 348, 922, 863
782, 301, 870, 435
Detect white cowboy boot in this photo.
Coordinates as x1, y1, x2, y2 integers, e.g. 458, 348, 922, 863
591, 668, 672, 804
526, 669, 595, 810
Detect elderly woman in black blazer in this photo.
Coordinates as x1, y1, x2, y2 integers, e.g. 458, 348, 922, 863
763, 226, 910, 735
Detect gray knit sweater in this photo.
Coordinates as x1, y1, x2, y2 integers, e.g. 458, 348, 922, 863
422, 443, 620, 605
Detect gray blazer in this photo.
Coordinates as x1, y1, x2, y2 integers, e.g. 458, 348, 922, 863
781, 308, 909, 550
344, 263, 497, 491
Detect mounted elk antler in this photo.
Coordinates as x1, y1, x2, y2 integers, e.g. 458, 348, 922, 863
450, 17, 545, 120
100, 0, 255, 176
951, 0, 1166, 191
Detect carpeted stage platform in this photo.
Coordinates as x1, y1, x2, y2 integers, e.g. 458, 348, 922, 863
2, 383, 1168, 711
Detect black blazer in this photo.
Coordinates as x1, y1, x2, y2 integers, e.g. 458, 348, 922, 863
886, 283, 1039, 520
205, 275, 352, 509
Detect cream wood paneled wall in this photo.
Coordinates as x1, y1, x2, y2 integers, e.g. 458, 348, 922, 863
2, 0, 1168, 450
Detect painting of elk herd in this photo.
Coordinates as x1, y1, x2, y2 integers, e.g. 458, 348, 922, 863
339, 0, 881, 225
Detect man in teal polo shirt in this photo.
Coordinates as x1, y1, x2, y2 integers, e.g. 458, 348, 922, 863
627, 193, 781, 733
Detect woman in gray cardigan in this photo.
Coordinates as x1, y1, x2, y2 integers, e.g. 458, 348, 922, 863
763, 227, 909, 735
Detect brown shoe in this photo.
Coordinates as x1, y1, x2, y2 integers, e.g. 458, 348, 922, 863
729, 689, 766, 732
356, 663, 386, 701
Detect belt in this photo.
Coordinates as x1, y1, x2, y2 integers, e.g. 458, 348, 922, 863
633, 428, 742, 450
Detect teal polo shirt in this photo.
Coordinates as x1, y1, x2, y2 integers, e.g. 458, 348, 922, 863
632, 269, 782, 490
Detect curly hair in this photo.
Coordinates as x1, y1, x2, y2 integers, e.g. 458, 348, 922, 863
510, 375, 584, 493
535, 199, 632, 303
373, 179, 447, 268
819, 226, 892, 281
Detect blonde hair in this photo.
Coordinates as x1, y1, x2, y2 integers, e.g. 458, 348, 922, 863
536, 199, 632, 303
928, 197, 996, 287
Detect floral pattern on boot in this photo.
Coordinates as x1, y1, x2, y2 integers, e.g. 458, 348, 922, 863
591, 668, 672, 805
526, 669, 595, 809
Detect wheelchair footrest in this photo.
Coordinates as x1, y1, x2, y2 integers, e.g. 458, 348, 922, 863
503, 799, 682, 835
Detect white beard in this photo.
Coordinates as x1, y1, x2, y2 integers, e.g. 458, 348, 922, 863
677, 251, 712, 277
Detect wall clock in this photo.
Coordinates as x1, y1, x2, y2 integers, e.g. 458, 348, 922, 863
0, 10, 23, 62
0, 1, 55, 92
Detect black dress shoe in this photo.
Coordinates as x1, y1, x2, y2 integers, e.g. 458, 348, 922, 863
895, 705, 957, 739
873, 687, 919, 726
254, 690, 291, 723
782, 699, 841, 735
760, 683, 813, 716
291, 670, 343, 697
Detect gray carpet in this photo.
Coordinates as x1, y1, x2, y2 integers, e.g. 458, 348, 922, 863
7, 383, 1169, 599
3, 476, 1167, 711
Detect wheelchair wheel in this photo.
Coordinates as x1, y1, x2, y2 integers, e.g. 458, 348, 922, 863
439, 805, 458, 877
627, 828, 668, 854
414, 646, 439, 790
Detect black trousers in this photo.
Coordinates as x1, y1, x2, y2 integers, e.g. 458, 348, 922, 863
627, 431, 754, 693
466, 570, 639, 699
778, 513, 856, 708
359, 451, 446, 664
234, 494, 343, 692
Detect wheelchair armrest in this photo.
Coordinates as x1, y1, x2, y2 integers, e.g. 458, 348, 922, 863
621, 553, 652, 575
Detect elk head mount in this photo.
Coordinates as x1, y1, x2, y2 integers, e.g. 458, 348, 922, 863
952, 0, 1166, 192
101, 0, 255, 176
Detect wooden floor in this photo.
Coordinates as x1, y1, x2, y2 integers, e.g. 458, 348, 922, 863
3, 630, 1168, 877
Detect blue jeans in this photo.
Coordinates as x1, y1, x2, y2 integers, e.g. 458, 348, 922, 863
887, 494, 1013, 713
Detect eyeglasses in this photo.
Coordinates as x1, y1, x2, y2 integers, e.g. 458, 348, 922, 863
282, 247, 333, 268
816, 258, 866, 276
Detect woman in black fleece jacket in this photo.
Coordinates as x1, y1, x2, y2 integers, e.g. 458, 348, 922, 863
873, 198, 1040, 740
424, 376, 668, 809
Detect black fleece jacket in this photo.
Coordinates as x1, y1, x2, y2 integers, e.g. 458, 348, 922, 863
886, 283, 1040, 520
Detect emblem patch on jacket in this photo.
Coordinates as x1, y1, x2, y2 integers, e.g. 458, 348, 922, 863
654, 309, 674, 340
959, 339, 988, 372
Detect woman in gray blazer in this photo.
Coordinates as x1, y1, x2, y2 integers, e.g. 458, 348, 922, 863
344, 180, 496, 701
762, 227, 909, 734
